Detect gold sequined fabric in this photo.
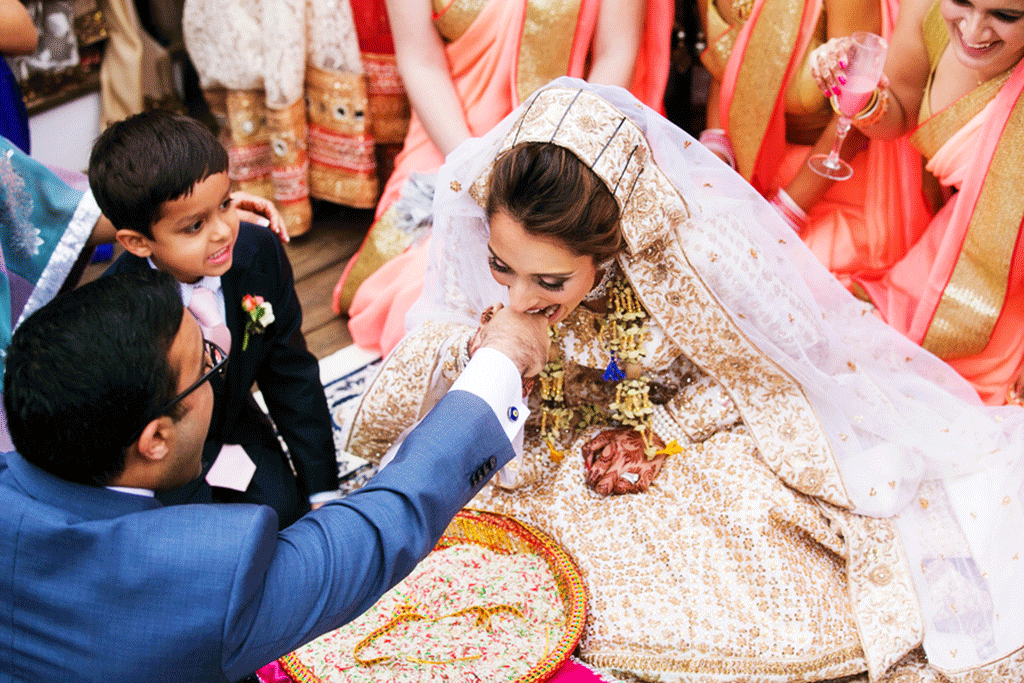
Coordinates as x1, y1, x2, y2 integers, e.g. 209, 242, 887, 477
305, 66, 378, 209
431, 0, 581, 102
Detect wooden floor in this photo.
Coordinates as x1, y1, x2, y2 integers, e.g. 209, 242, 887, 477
81, 200, 374, 361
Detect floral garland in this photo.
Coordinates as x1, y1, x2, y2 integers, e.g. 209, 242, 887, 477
537, 276, 662, 459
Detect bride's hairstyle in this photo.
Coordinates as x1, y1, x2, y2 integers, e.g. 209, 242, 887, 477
485, 142, 623, 261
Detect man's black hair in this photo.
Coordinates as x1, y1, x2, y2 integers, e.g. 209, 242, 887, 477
4, 269, 185, 485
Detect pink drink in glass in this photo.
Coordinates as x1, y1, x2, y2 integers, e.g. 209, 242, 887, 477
834, 75, 877, 116
807, 31, 888, 180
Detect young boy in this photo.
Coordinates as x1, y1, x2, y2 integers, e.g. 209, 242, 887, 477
93, 111, 339, 528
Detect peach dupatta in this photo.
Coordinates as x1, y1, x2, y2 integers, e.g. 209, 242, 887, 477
712, 0, 931, 282
856, 59, 1024, 404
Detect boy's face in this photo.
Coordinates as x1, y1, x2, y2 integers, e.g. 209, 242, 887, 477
121, 172, 240, 284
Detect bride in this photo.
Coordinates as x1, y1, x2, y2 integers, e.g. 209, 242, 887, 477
345, 78, 1024, 681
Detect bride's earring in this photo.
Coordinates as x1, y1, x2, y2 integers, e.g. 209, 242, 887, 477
583, 259, 616, 303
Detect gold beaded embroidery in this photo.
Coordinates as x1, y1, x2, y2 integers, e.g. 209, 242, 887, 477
537, 277, 659, 459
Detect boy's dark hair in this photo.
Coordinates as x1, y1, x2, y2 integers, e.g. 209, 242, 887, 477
4, 270, 185, 486
88, 110, 229, 239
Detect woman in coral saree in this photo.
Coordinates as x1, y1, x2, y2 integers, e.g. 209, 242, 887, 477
701, 0, 932, 286
814, 0, 1024, 404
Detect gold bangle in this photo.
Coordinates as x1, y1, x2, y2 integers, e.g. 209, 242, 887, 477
829, 87, 879, 118
852, 86, 889, 127
854, 88, 881, 118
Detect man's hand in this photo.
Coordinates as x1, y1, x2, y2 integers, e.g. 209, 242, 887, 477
582, 427, 666, 495
474, 303, 550, 377
231, 191, 289, 243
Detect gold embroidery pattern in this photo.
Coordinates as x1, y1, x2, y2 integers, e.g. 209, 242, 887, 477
345, 322, 470, 462
305, 66, 378, 209
472, 429, 866, 679
821, 504, 924, 679
619, 215, 850, 508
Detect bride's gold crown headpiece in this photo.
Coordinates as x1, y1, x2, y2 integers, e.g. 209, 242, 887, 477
472, 87, 688, 255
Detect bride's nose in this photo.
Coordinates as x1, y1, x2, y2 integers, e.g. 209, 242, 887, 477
507, 278, 538, 313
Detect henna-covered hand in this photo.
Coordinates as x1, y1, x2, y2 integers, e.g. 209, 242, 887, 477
582, 427, 666, 495
231, 191, 289, 243
808, 36, 890, 101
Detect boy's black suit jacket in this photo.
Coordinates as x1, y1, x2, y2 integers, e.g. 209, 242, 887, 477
105, 223, 339, 521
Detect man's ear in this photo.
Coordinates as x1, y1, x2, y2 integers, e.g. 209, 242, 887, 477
135, 416, 173, 464
115, 229, 154, 259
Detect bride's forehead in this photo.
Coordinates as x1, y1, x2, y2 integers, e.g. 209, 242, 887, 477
487, 212, 582, 266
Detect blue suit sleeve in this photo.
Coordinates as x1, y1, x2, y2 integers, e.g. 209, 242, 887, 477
219, 389, 514, 679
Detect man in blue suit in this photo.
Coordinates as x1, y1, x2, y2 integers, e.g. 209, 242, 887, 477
0, 269, 548, 682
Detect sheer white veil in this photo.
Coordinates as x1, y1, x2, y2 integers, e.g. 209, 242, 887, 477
409, 77, 1024, 673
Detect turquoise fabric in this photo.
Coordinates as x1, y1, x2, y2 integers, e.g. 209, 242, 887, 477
0, 136, 96, 369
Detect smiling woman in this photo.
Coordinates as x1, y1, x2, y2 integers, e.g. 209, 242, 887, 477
809, 0, 1024, 405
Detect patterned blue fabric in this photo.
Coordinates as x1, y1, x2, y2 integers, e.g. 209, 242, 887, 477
0, 135, 96, 368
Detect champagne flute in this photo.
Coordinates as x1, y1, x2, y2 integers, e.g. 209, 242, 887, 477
808, 32, 888, 180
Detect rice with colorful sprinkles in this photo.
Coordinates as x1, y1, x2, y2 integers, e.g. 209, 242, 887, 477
285, 543, 567, 681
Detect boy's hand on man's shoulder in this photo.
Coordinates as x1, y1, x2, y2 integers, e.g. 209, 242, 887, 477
231, 192, 289, 244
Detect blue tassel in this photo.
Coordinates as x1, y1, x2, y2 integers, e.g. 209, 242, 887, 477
602, 355, 625, 382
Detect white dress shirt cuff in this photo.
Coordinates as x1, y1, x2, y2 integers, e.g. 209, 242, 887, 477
451, 347, 529, 443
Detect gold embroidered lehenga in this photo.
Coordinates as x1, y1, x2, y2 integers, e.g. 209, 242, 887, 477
346, 81, 1024, 682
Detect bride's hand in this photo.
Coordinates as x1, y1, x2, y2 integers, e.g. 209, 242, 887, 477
582, 427, 666, 495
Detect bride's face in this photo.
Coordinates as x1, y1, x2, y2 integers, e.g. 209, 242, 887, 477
943, 0, 1024, 79
487, 210, 599, 325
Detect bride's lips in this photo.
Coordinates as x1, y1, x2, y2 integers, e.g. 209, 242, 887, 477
207, 242, 233, 266
526, 304, 561, 320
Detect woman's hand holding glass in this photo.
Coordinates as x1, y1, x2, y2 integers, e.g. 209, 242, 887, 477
807, 32, 889, 180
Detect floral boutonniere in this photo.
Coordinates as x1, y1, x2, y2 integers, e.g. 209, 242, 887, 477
241, 294, 275, 350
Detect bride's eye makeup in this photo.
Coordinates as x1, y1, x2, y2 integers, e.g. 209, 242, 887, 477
488, 255, 513, 274
489, 254, 568, 291
537, 277, 567, 292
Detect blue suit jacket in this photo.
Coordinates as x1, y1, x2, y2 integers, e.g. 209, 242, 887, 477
0, 390, 512, 682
